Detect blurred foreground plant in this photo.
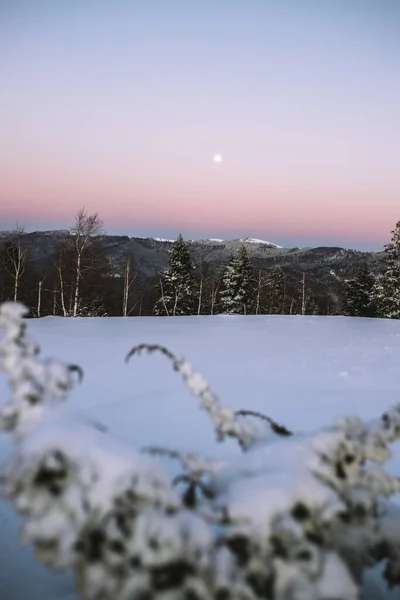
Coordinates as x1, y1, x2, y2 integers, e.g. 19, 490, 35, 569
1, 301, 400, 599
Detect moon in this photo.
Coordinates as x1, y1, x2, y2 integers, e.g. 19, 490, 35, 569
213, 154, 222, 163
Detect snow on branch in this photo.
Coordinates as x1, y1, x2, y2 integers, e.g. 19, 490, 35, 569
0, 302, 83, 437
126, 343, 266, 450
2, 303, 400, 598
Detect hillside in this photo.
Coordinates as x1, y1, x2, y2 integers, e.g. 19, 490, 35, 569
0, 230, 384, 314
0, 229, 383, 278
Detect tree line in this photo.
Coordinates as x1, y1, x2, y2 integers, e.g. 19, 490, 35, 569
343, 221, 400, 319
154, 234, 317, 316
1, 209, 399, 319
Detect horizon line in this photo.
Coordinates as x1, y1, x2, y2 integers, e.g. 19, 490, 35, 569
0, 227, 384, 253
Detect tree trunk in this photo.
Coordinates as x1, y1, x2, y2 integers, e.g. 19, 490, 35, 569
73, 252, 81, 317
197, 277, 203, 315
159, 277, 170, 316
210, 279, 220, 315
255, 270, 264, 315
122, 255, 134, 317
301, 273, 306, 315
13, 274, 18, 302
37, 280, 42, 318
123, 259, 129, 317
58, 265, 68, 317
52, 288, 57, 316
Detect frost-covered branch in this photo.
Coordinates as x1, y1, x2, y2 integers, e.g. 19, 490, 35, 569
126, 343, 263, 450
0, 302, 83, 437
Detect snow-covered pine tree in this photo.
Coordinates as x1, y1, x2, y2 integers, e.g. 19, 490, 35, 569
344, 263, 376, 317
154, 234, 196, 316
373, 221, 400, 318
220, 245, 254, 314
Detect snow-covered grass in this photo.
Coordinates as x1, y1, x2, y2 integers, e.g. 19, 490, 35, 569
1, 311, 400, 599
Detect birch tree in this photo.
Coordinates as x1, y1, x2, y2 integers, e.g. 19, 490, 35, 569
71, 208, 104, 317
255, 269, 268, 315
36, 279, 43, 318
210, 274, 221, 315
52, 240, 70, 317
5, 224, 27, 302
122, 253, 137, 316
192, 245, 215, 315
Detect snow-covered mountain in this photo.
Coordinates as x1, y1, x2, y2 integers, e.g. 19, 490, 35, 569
200, 236, 282, 248
139, 235, 282, 248
239, 237, 283, 248
0, 230, 383, 314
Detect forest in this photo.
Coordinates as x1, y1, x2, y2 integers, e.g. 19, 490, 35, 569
1, 209, 398, 320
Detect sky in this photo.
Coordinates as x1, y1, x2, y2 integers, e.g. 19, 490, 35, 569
0, 0, 399, 250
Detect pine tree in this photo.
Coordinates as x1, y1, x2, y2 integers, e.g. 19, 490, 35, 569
220, 245, 254, 314
344, 264, 376, 317
373, 222, 400, 318
154, 234, 196, 316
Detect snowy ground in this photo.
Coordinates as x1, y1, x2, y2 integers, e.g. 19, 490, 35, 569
1, 314, 400, 599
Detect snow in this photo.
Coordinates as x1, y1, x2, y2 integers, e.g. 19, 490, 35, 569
154, 237, 174, 242
239, 237, 283, 248
1, 314, 400, 598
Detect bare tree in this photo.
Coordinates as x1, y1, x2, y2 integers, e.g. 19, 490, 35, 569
158, 274, 170, 316
51, 240, 70, 317
301, 272, 306, 315
210, 274, 221, 315
193, 261, 211, 315
192, 245, 216, 315
5, 224, 27, 302
122, 254, 137, 316
255, 270, 268, 315
36, 279, 43, 318
71, 208, 104, 317
56, 259, 68, 317
293, 272, 313, 315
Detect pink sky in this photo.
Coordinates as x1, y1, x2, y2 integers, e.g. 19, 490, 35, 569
1, 1, 399, 250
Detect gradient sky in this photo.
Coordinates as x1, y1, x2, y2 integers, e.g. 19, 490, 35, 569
1, 1, 399, 250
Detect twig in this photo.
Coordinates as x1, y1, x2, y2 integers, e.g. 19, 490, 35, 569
235, 409, 293, 437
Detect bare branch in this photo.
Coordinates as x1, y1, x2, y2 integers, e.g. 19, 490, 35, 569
235, 409, 293, 437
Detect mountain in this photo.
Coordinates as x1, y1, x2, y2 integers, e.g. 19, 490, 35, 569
0, 230, 384, 313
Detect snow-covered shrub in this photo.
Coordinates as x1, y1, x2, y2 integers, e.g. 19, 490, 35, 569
1, 301, 400, 599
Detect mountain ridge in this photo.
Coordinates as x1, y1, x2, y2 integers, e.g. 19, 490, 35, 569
0, 229, 385, 313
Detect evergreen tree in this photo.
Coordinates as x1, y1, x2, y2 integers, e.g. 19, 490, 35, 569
344, 264, 376, 317
373, 222, 400, 318
154, 234, 196, 316
220, 245, 254, 314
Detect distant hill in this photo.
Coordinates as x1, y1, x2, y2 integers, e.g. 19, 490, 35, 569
0, 230, 384, 312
